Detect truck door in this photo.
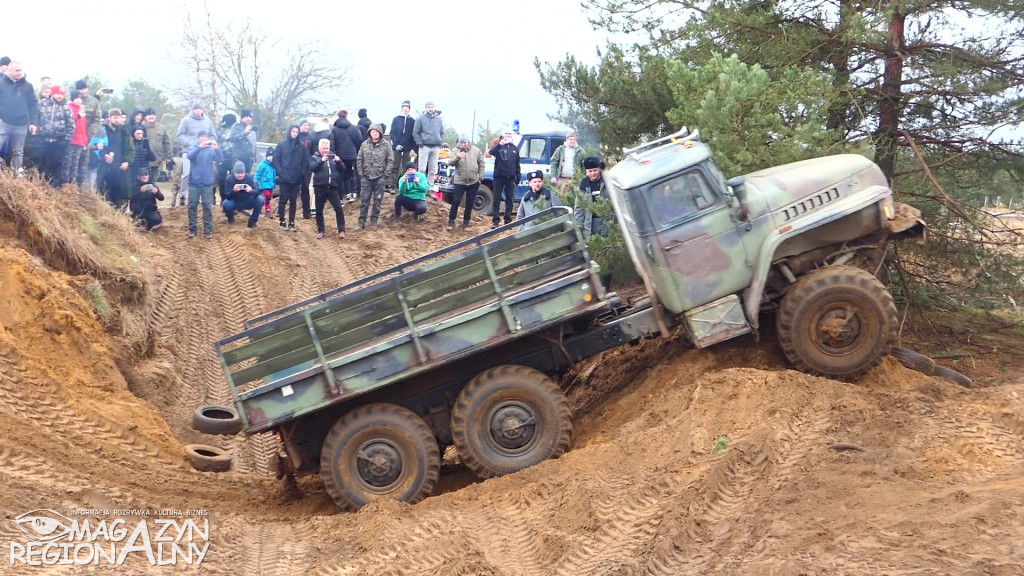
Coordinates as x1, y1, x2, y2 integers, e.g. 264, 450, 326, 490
643, 168, 752, 313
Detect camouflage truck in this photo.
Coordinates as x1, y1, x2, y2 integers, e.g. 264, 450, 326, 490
204, 127, 924, 511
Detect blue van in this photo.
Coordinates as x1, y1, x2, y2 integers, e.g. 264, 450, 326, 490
438, 130, 569, 213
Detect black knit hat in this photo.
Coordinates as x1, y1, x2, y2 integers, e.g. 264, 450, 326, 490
404, 161, 416, 170
75, 79, 88, 90
583, 156, 605, 170
0, 56, 11, 67
358, 108, 367, 118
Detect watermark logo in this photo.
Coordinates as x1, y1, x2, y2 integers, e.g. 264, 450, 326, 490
10, 510, 73, 543
8, 509, 210, 566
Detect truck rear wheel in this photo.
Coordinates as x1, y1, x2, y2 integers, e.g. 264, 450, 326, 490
776, 265, 896, 380
451, 365, 572, 479
320, 403, 440, 511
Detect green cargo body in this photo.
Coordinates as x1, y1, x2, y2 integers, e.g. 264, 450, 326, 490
215, 208, 609, 434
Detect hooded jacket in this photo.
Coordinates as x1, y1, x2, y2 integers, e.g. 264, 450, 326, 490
331, 117, 362, 160
175, 110, 214, 153
36, 97, 74, 141
273, 126, 306, 185
0, 74, 39, 127
254, 157, 276, 190
355, 124, 394, 180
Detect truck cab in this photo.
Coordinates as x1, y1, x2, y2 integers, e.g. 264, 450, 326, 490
607, 127, 924, 376
439, 130, 569, 212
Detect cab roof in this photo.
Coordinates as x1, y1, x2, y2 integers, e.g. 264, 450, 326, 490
607, 140, 712, 190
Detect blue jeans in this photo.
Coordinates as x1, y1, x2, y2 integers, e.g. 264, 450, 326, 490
222, 195, 262, 223
188, 185, 214, 236
0, 120, 29, 171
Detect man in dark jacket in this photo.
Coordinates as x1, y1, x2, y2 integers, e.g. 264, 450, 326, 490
575, 156, 613, 289
489, 130, 521, 228
332, 109, 362, 203
273, 124, 304, 231
130, 168, 164, 231
389, 100, 416, 190
296, 119, 315, 219
221, 161, 262, 228
99, 109, 133, 208
308, 138, 346, 239
0, 61, 39, 173
357, 108, 372, 140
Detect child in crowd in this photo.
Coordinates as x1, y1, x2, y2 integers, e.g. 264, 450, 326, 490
254, 149, 276, 217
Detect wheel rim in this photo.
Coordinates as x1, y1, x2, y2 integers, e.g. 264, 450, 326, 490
811, 303, 863, 353
355, 439, 404, 492
473, 191, 489, 211
486, 401, 538, 454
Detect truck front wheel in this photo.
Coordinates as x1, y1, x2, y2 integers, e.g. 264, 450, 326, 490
776, 265, 896, 380
320, 403, 440, 511
451, 365, 572, 479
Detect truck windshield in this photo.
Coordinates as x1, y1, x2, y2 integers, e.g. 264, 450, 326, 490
642, 170, 719, 231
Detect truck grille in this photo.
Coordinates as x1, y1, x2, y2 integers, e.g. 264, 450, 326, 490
779, 187, 840, 221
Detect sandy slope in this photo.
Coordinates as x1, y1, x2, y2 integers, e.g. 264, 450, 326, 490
1, 196, 1022, 574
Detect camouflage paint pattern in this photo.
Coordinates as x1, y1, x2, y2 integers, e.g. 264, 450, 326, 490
215, 208, 609, 434
605, 132, 915, 329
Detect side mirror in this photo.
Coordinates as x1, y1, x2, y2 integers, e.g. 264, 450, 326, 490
726, 176, 750, 223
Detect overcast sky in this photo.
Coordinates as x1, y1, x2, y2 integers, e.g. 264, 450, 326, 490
4, 1, 611, 138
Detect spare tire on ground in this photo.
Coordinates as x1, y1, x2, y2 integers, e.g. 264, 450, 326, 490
192, 404, 243, 435
891, 346, 936, 375
185, 444, 232, 472
932, 365, 973, 387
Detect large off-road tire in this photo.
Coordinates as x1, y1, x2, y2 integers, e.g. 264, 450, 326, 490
192, 404, 243, 435
320, 403, 440, 511
776, 265, 897, 380
185, 444, 232, 473
451, 365, 572, 479
891, 346, 936, 375
472, 184, 493, 213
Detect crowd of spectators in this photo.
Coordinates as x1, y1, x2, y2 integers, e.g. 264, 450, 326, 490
1, 56, 607, 242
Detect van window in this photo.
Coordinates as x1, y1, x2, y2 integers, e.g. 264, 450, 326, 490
645, 170, 719, 229
521, 138, 547, 161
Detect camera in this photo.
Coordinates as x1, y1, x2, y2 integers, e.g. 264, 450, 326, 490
407, 174, 415, 183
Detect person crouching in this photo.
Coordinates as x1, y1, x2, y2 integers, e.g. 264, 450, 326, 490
222, 161, 262, 228
394, 162, 428, 223
130, 168, 164, 231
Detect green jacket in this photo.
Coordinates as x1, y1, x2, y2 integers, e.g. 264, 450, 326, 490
397, 171, 429, 200
448, 145, 485, 185
550, 143, 584, 180
144, 120, 173, 162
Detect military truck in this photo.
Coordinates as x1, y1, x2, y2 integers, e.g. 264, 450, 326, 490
206, 127, 924, 511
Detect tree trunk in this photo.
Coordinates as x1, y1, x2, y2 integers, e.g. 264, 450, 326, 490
875, 6, 905, 182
